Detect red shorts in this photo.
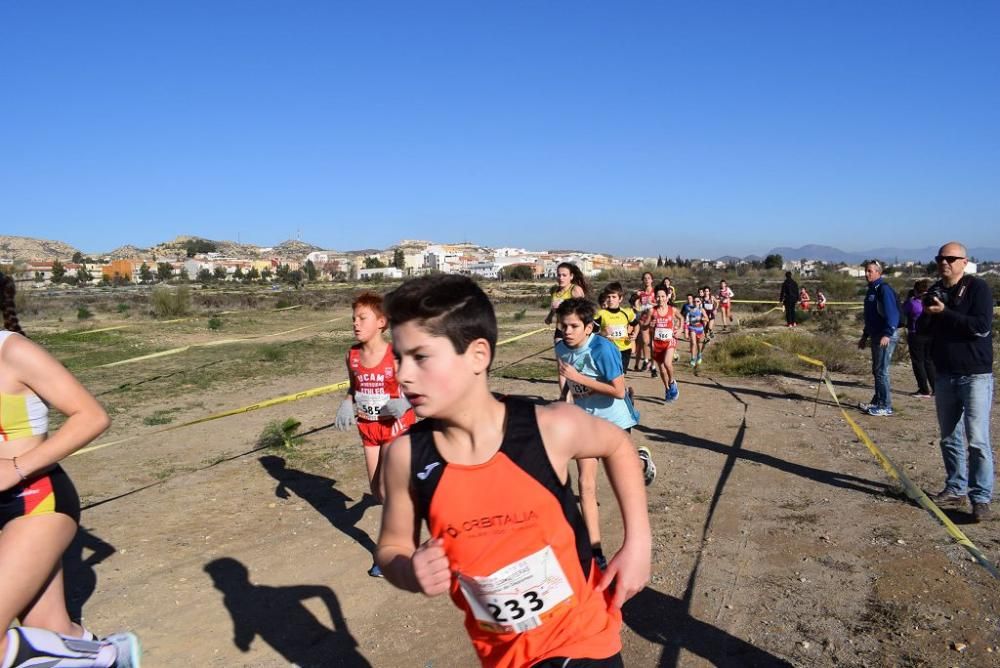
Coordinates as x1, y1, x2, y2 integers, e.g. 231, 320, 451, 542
652, 341, 676, 363
357, 410, 416, 448
801, 301, 810, 310
720, 302, 731, 313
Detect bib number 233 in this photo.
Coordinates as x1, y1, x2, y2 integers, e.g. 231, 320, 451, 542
458, 545, 574, 634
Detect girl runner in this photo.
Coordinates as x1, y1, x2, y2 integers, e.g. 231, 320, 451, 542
545, 263, 588, 391
686, 297, 708, 366
701, 286, 718, 340
680, 293, 695, 341
335, 291, 415, 577
799, 286, 811, 312
650, 288, 680, 401
718, 280, 735, 330
0, 272, 140, 668
658, 277, 677, 305
635, 272, 656, 375
816, 289, 827, 312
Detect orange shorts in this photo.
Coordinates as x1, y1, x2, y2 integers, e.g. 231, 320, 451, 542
652, 341, 676, 363
357, 410, 416, 448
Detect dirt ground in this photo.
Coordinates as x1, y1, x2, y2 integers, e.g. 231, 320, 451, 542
42, 305, 1000, 667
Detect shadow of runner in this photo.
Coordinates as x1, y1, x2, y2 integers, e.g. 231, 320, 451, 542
624, 587, 792, 667
204, 557, 371, 668
63, 526, 116, 622
625, 375, 815, 667
634, 425, 891, 497
259, 455, 378, 554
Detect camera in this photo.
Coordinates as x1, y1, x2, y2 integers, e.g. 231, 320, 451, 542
924, 285, 948, 306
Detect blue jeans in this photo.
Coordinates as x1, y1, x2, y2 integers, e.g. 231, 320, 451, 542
935, 373, 994, 503
869, 331, 899, 409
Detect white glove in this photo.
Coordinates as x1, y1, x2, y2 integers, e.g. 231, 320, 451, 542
335, 398, 356, 430
382, 396, 412, 419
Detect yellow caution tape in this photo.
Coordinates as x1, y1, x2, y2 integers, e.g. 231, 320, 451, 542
730, 299, 861, 306
94, 317, 343, 368
497, 326, 553, 346
761, 337, 999, 579
73, 380, 351, 457
68, 304, 302, 336
75, 323, 552, 456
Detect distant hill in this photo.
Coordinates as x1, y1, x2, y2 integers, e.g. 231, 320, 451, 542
272, 239, 323, 259
0, 235, 80, 261
767, 245, 1000, 263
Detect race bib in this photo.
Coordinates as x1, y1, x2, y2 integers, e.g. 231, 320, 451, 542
355, 392, 390, 418
654, 327, 673, 341
606, 325, 627, 340
458, 545, 574, 634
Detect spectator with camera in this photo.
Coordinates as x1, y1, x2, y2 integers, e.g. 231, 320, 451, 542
901, 279, 936, 398
920, 242, 995, 522
858, 259, 900, 416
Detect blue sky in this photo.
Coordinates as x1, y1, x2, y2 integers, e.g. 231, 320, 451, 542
2, 1, 998, 257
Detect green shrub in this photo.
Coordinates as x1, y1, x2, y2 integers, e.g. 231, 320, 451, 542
152, 286, 191, 318
258, 344, 288, 362
143, 410, 175, 426
258, 418, 303, 449
513, 309, 527, 321
704, 335, 790, 376
77, 306, 93, 320
207, 316, 223, 330
117, 302, 130, 314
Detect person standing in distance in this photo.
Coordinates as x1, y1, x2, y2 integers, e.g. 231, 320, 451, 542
778, 271, 799, 328
921, 242, 994, 522
858, 260, 900, 416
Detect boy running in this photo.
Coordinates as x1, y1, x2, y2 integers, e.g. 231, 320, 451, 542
335, 291, 416, 577
594, 283, 639, 373
376, 275, 651, 668
650, 288, 680, 402
555, 298, 655, 573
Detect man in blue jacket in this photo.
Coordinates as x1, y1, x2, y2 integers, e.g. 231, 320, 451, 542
858, 260, 900, 416
920, 242, 994, 522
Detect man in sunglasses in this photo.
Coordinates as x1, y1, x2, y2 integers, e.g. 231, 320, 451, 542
858, 259, 900, 416
920, 242, 994, 522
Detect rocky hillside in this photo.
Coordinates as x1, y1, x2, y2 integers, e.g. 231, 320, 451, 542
271, 239, 323, 259
0, 235, 80, 261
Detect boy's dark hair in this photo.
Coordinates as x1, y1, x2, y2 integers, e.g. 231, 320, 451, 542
604, 282, 624, 297
556, 298, 597, 326
384, 274, 497, 365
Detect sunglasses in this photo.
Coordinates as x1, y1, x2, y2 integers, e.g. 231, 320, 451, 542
935, 255, 966, 264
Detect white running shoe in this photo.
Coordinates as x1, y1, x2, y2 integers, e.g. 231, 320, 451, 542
637, 447, 656, 486
105, 632, 141, 668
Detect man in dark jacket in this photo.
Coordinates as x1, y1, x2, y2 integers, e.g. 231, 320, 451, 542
920, 241, 994, 522
778, 272, 799, 327
858, 260, 900, 416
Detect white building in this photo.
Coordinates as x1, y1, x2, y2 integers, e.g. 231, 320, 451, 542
359, 267, 404, 281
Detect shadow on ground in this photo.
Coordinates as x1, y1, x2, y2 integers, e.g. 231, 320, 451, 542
204, 557, 371, 667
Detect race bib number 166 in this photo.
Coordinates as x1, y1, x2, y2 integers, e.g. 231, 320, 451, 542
457, 545, 574, 634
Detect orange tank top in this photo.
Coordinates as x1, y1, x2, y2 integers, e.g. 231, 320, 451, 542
409, 398, 621, 667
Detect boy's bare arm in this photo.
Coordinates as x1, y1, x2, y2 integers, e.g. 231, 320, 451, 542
537, 403, 651, 607
375, 436, 451, 596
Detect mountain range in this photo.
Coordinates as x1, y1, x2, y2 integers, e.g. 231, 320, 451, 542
765, 244, 1000, 264
3, 235, 999, 264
